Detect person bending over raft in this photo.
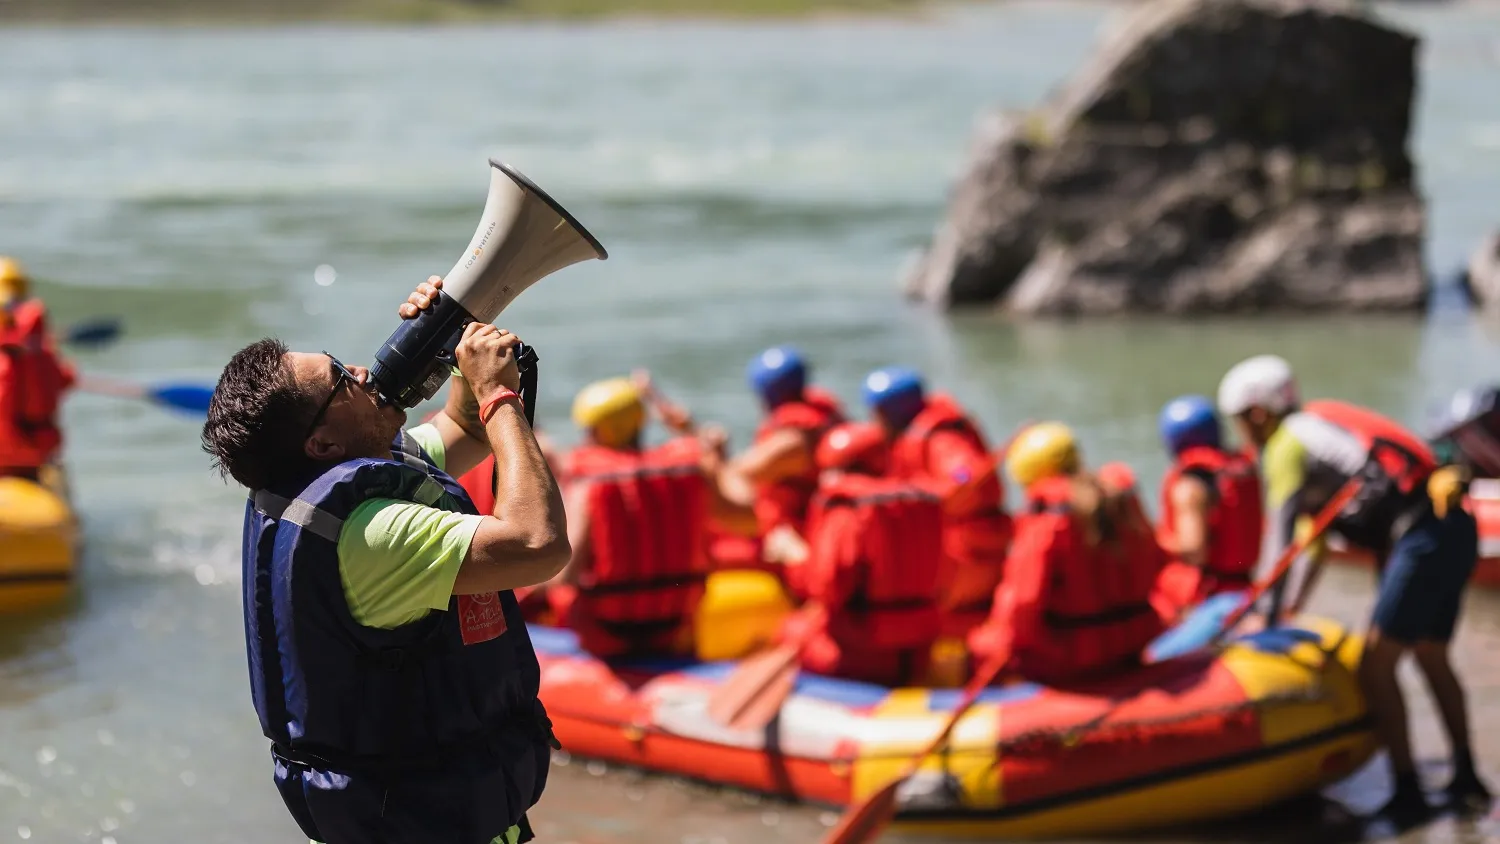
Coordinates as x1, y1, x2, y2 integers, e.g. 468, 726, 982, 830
862, 367, 1012, 641
966, 423, 1165, 686
551, 376, 754, 659
776, 422, 943, 686
1151, 395, 1264, 623
202, 277, 565, 844
1217, 354, 1486, 822
0, 257, 76, 481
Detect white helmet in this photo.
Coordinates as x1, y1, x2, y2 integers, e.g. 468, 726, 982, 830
1217, 354, 1299, 417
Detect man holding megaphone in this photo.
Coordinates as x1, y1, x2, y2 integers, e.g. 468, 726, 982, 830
203, 161, 607, 844
203, 278, 565, 844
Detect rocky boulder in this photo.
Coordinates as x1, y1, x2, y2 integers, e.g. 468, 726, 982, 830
904, 0, 1427, 315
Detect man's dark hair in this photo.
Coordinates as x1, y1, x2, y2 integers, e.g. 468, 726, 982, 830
201, 338, 319, 490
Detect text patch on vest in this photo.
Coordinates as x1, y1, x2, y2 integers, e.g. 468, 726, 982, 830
458, 592, 509, 645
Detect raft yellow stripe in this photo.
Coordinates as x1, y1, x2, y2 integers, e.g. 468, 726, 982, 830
852, 689, 1003, 809
895, 718, 1369, 838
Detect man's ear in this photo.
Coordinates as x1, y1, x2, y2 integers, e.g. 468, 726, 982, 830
304, 432, 345, 464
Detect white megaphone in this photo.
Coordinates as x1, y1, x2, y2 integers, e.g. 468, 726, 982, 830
369, 159, 607, 410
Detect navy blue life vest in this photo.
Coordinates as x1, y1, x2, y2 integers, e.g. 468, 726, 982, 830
243, 430, 553, 844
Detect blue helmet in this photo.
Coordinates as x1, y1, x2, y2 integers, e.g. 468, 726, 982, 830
1159, 395, 1221, 455
863, 367, 925, 430
746, 345, 807, 407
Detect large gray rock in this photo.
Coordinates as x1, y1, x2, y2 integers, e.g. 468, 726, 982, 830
905, 0, 1427, 315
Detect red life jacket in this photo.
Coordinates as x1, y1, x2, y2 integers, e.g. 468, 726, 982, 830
803, 474, 943, 654
1303, 399, 1437, 551
455, 455, 497, 516
1153, 446, 1263, 615
889, 393, 1009, 635
1303, 399, 1435, 495
564, 438, 710, 657
988, 475, 1165, 685
890, 394, 999, 506
752, 386, 844, 533
0, 302, 72, 471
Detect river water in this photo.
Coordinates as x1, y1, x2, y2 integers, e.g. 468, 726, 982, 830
2, 2, 1500, 842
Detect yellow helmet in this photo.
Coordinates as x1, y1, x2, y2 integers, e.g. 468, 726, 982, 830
572, 377, 645, 448
1006, 422, 1081, 488
0, 256, 29, 301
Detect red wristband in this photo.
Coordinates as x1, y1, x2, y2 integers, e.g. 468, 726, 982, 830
479, 388, 521, 424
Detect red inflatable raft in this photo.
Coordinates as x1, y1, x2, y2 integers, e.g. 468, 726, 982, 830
530, 594, 1373, 839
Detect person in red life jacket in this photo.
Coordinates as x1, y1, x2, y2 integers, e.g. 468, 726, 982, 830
862, 366, 1012, 639
201, 276, 568, 844
0, 257, 76, 480
1218, 354, 1489, 821
744, 347, 845, 528
775, 422, 942, 685
1150, 395, 1264, 623
551, 376, 756, 659
724, 347, 846, 568
966, 422, 1165, 686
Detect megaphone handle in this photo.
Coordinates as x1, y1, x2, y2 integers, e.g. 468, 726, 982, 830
514, 342, 539, 427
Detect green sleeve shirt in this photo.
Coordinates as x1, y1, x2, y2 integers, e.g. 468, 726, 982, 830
335, 423, 486, 629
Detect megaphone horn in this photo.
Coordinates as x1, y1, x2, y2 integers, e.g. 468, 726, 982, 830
370, 159, 608, 410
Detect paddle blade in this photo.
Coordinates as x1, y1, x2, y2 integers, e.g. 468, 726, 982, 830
150, 384, 215, 414
724, 656, 799, 732
63, 318, 123, 348
823, 779, 901, 844
706, 643, 799, 730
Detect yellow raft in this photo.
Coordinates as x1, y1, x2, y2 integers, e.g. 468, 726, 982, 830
0, 466, 78, 614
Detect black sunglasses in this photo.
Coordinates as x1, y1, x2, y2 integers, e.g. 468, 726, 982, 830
304, 352, 357, 439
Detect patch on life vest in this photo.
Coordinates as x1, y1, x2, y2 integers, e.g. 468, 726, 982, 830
457, 592, 508, 645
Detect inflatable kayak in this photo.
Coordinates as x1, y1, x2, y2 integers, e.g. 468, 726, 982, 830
533, 587, 1375, 838
0, 467, 78, 615
1325, 481, 1500, 591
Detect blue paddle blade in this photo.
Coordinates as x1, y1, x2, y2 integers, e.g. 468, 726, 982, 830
149, 384, 215, 414
63, 319, 123, 348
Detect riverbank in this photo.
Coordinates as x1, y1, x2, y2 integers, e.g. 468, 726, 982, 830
0, 0, 945, 24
